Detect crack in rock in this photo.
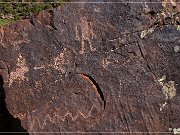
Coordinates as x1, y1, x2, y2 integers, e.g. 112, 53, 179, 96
79, 73, 106, 109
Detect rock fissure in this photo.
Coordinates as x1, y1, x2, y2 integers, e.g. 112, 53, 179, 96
79, 73, 106, 109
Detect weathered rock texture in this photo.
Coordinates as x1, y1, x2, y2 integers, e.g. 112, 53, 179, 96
0, 0, 180, 134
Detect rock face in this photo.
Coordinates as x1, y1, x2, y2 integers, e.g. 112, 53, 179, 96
0, 0, 180, 134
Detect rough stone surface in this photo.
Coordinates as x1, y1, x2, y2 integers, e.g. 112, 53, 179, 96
0, 0, 180, 134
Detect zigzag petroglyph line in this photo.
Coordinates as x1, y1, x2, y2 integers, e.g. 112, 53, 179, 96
27, 105, 99, 131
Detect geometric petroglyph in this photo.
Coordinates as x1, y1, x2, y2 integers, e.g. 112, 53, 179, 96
27, 103, 101, 131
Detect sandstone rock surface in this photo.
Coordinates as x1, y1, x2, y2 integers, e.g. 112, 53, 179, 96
0, 0, 180, 134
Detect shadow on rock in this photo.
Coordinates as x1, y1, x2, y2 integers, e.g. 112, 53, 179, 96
0, 75, 29, 134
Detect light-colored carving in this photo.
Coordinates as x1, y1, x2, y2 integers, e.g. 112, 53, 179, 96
101, 56, 119, 70
101, 58, 112, 70
33, 49, 70, 74
33, 65, 46, 70
76, 16, 96, 54
52, 52, 66, 73
33, 53, 65, 73
75, 26, 81, 41
9, 53, 29, 86
160, 101, 167, 111
27, 104, 100, 131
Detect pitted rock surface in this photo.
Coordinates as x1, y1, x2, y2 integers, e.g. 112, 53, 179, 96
0, 0, 180, 134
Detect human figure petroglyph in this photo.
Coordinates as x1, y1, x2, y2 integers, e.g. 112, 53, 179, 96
75, 16, 96, 54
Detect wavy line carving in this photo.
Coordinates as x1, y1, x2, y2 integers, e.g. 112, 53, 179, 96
27, 105, 99, 131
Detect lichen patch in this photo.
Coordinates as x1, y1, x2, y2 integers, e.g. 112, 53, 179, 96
158, 75, 177, 111
174, 45, 179, 52
9, 53, 29, 86
162, 81, 176, 100
140, 27, 155, 38
162, 0, 176, 8
177, 25, 180, 31
173, 128, 180, 135
169, 128, 180, 134
158, 75, 176, 100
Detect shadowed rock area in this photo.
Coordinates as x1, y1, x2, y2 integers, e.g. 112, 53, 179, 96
0, 75, 29, 134
0, 0, 180, 134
